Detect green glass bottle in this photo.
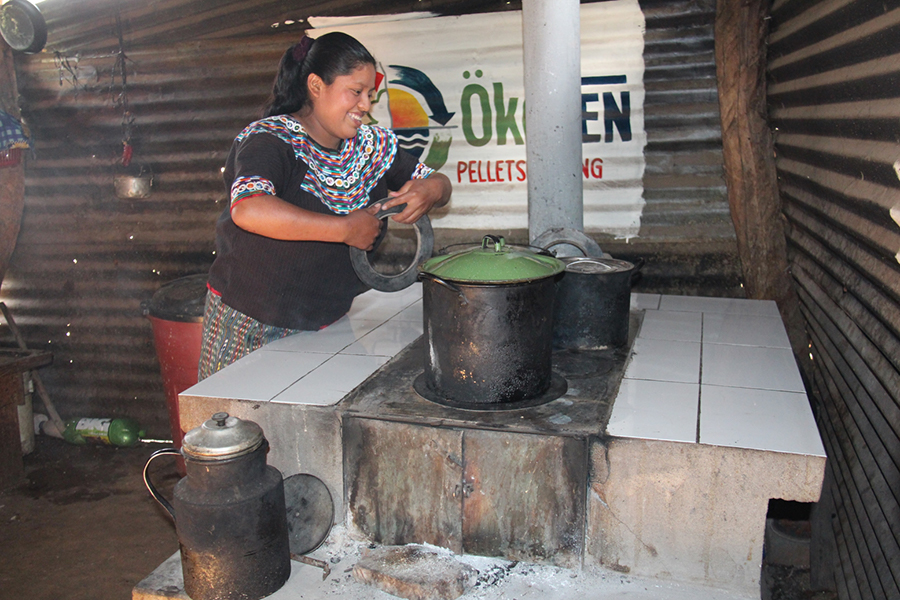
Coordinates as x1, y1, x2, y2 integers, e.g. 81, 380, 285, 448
61, 418, 145, 447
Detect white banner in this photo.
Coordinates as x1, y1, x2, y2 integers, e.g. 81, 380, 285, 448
310, 0, 646, 239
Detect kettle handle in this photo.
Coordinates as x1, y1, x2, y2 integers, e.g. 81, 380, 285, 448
142, 448, 181, 521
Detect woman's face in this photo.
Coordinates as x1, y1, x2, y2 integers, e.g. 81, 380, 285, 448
302, 63, 377, 149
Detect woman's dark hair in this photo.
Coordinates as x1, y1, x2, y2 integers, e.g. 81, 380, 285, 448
262, 32, 376, 118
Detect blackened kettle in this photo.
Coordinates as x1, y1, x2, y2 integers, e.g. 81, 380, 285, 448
143, 412, 291, 600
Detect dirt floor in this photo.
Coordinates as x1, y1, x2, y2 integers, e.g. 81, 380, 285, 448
0, 437, 180, 600
0, 436, 835, 600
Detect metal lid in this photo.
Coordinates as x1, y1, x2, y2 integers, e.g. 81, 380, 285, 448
562, 257, 634, 274
420, 235, 565, 284
181, 412, 264, 460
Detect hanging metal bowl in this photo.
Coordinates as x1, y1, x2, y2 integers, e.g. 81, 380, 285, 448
114, 167, 153, 199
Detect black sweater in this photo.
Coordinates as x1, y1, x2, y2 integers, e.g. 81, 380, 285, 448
208, 121, 424, 330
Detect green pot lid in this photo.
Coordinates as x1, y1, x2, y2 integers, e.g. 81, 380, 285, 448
420, 235, 565, 283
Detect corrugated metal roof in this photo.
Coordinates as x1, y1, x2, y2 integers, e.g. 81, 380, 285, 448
31, 0, 520, 53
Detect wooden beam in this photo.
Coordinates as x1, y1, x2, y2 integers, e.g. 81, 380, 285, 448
715, 0, 806, 352
0, 39, 24, 291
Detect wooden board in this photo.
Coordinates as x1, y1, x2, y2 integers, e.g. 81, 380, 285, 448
461, 429, 585, 568
344, 417, 464, 553
0, 370, 24, 489
0, 42, 24, 289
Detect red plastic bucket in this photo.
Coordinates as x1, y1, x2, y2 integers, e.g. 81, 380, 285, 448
145, 274, 207, 466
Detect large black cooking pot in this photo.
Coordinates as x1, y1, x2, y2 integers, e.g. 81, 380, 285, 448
552, 257, 641, 350
417, 235, 565, 406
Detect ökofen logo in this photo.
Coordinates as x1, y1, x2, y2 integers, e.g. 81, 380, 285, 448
371, 65, 453, 171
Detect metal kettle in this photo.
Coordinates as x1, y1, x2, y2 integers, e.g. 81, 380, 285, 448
143, 412, 291, 600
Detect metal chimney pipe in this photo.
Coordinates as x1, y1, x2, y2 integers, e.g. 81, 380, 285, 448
522, 0, 583, 243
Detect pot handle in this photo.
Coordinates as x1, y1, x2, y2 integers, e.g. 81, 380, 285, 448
481, 234, 505, 251
142, 448, 181, 521
417, 272, 468, 305
541, 238, 590, 257
630, 257, 645, 287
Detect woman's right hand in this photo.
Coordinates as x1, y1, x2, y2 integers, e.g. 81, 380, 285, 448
342, 204, 384, 251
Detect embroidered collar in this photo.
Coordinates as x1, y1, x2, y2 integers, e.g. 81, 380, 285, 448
235, 115, 397, 214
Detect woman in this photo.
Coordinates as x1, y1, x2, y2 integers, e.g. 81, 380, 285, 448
199, 32, 451, 380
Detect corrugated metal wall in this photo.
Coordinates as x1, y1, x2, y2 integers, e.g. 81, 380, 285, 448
3, 0, 738, 437
624, 0, 739, 293
7, 35, 294, 437
767, 1, 900, 597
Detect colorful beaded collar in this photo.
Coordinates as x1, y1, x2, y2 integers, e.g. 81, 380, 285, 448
235, 115, 397, 214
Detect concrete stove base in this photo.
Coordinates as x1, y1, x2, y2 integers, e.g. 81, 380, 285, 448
170, 290, 826, 598
338, 332, 637, 569
587, 438, 825, 593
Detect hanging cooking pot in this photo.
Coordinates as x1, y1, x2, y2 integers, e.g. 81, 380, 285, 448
416, 235, 566, 407
552, 257, 643, 350
143, 412, 291, 600
114, 165, 153, 199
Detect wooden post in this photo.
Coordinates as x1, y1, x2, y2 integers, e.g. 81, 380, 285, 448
0, 349, 51, 490
0, 38, 25, 290
715, 0, 806, 352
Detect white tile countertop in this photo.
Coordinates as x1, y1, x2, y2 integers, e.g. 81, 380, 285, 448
608, 293, 826, 457
183, 285, 425, 406
183, 287, 825, 459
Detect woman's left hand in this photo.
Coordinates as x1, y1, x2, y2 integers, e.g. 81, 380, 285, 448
380, 173, 452, 225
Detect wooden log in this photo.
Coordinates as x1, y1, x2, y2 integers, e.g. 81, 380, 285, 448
352, 545, 477, 600
714, 0, 806, 353
0, 40, 25, 289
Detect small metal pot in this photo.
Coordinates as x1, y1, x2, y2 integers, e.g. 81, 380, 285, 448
552, 257, 642, 350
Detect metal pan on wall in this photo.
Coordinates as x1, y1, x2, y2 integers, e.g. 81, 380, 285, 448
0, 0, 47, 54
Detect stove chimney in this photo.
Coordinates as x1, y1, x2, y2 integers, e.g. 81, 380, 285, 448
522, 0, 583, 246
